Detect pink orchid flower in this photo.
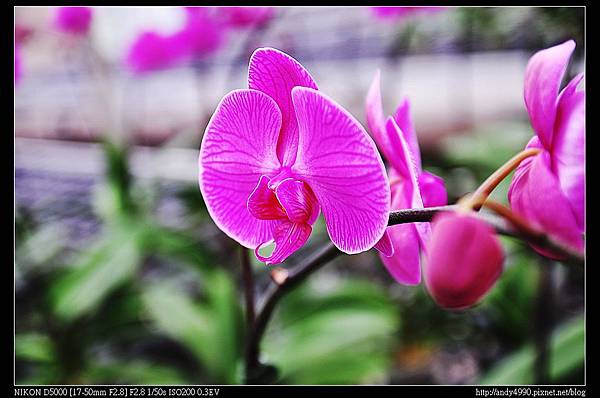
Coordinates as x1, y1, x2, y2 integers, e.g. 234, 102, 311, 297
53, 7, 93, 36
199, 48, 390, 265
424, 212, 504, 310
216, 7, 275, 29
508, 40, 585, 258
366, 71, 447, 285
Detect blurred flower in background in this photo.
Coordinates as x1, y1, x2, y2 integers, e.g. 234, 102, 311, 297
53, 6, 94, 36
125, 7, 225, 74
370, 6, 446, 22
216, 7, 275, 29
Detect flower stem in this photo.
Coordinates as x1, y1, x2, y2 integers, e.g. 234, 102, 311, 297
478, 200, 584, 266
460, 148, 542, 211
240, 247, 255, 330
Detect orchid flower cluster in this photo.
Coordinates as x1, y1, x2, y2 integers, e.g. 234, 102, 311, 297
125, 7, 275, 74
199, 40, 584, 310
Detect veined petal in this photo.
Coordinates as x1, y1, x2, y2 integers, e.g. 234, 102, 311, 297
508, 151, 583, 257
374, 230, 394, 257
248, 47, 318, 167
275, 178, 320, 224
393, 98, 421, 170
247, 175, 287, 220
524, 40, 575, 149
199, 89, 282, 248
255, 221, 312, 265
419, 171, 448, 208
292, 87, 390, 254
551, 76, 585, 229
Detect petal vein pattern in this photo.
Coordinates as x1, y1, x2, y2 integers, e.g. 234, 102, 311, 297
292, 87, 390, 254
248, 48, 318, 167
199, 89, 282, 248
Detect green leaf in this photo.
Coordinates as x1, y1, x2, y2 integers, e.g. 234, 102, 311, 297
262, 278, 400, 384
50, 225, 142, 321
15, 333, 55, 363
139, 225, 213, 275
141, 273, 243, 384
16, 222, 66, 270
479, 316, 584, 384
484, 251, 540, 343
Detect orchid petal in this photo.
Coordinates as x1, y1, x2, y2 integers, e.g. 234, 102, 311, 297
509, 151, 583, 257
366, 70, 393, 161
248, 48, 318, 167
374, 230, 394, 257
366, 72, 422, 174
379, 189, 422, 285
524, 40, 575, 149
419, 171, 448, 208
255, 221, 312, 265
199, 89, 282, 248
551, 75, 585, 229
393, 98, 421, 169
292, 87, 390, 254
275, 178, 320, 224
380, 223, 422, 285
247, 175, 287, 220
386, 118, 431, 246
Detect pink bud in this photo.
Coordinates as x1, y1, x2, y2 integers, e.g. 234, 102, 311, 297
424, 212, 504, 310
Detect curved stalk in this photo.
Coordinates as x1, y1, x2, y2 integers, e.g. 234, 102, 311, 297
460, 148, 542, 211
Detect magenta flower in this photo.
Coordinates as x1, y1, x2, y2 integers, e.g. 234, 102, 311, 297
508, 40, 585, 258
370, 7, 445, 21
125, 31, 180, 74
366, 71, 447, 285
216, 7, 275, 29
179, 7, 226, 56
199, 48, 390, 265
424, 212, 504, 309
53, 7, 93, 36
125, 8, 225, 74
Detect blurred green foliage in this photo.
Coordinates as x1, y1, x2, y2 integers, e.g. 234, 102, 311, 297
263, 278, 400, 384
480, 316, 584, 384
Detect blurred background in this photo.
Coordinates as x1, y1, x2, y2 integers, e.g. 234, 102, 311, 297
14, 6, 585, 385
